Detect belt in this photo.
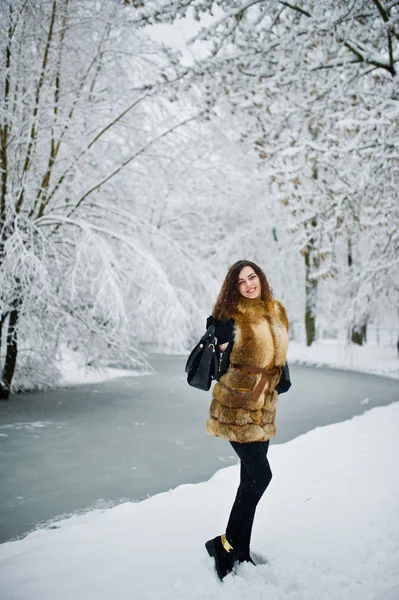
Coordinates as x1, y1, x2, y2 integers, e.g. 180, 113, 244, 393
232, 364, 282, 402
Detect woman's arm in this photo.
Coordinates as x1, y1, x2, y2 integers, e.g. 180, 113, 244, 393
206, 316, 233, 352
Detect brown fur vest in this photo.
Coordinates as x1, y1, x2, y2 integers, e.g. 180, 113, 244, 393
206, 297, 289, 443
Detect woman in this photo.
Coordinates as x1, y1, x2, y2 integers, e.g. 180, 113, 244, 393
204, 260, 290, 580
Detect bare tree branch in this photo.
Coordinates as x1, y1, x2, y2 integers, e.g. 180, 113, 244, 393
33, 0, 69, 220
373, 0, 390, 21
43, 93, 150, 211
279, 2, 311, 18
15, 0, 58, 214
64, 112, 205, 220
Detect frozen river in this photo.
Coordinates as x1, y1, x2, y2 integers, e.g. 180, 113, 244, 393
0, 355, 398, 544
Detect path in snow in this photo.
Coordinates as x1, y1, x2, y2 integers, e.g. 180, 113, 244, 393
0, 355, 398, 544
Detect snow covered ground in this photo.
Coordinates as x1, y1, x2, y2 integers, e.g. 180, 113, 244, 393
0, 402, 398, 600
288, 340, 399, 380
57, 348, 149, 386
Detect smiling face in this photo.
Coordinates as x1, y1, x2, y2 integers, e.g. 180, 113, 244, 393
237, 265, 261, 299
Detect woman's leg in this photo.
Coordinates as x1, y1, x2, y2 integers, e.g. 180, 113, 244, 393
226, 441, 272, 557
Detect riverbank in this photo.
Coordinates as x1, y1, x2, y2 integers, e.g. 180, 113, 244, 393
57, 339, 398, 388
288, 340, 398, 380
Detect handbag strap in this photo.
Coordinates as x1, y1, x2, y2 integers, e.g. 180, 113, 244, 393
201, 323, 217, 345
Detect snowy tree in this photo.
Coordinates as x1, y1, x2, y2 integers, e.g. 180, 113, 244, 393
0, 0, 217, 398
128, 0, 399, 346
2, 0, 397, 399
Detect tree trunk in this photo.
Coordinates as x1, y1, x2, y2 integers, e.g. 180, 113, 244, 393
351, 323, 367, 345
0, 310, 19, 400
397, 307, 399, 357
0, 311, 4, 367
0, 311, 5, 398
347, 237, 368, 345
304, 249, 318, 346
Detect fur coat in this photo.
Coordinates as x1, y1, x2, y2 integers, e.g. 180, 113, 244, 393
206, 296, 289, 443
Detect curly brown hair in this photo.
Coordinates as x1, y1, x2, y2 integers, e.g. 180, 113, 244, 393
212, 260, 274, 320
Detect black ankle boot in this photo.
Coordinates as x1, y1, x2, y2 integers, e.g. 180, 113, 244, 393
236, 551, 256, 566
205, 535, 237, 580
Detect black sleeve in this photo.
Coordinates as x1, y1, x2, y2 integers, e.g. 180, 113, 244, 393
206, 316, 233, 345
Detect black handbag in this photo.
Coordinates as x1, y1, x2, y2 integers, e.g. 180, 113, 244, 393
185, 324, 220, 391
217, 341, 233, 381
276, 362, 291, 394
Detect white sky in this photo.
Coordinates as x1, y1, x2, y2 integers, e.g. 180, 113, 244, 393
147, 9, 222, 64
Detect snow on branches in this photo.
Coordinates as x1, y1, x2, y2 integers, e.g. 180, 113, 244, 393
130, 0, 399, 344
0, 0, 217, 394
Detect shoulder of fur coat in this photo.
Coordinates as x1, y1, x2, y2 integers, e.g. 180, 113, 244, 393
272, 299, 289, 331
220, 298, 289, 329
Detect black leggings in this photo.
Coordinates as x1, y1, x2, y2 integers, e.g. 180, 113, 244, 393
226, 440, 272, 554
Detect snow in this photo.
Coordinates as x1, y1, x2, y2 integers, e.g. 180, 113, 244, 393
0, 402, 398, 600
58, 348, 150, 387
288, 340, 399, 379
